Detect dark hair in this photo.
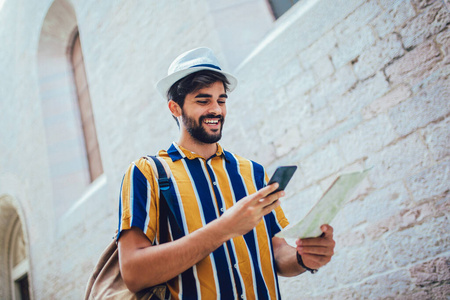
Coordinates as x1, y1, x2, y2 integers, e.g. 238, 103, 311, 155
167, 70, 230, 107
167, 70, 230, 127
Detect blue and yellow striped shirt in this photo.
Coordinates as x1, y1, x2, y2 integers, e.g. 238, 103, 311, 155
118, 143, 289, 299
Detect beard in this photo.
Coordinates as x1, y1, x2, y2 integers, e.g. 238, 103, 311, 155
182, 110, 224, 144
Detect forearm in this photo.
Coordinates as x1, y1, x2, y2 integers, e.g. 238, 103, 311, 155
119, 218, 233, 292
272, 237, 306, 277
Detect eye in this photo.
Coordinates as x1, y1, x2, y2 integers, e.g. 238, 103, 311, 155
197, 100, 208, 104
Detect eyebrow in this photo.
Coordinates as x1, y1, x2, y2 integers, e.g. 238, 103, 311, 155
195, 93, 228, 99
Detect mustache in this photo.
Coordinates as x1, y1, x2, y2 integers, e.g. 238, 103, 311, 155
199, 114, 224, 122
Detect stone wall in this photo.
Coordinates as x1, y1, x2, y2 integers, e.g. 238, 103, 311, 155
225, 0, 449, 298
0, 0, 448, 299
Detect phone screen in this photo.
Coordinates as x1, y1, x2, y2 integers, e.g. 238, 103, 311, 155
267, 165, 297, 195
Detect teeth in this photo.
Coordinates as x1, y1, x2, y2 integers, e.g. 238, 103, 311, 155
205, 119, 219, 124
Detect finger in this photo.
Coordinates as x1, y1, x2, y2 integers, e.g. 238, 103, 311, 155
297, 237, 334, 249
261, 199, 281, 215
320, 224, 334, 238
299, 253, 332, 269
259, 190, 285, 206
251, 183, 280, 205
297, 245, 334, 256
254, 183, 279, 200
240, 183, 278, 206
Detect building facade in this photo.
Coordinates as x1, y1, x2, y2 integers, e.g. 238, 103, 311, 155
0, 0, 449, 299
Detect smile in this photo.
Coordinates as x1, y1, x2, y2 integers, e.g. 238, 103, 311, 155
204, 119, 220, 125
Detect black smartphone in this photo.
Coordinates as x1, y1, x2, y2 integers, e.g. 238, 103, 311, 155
267, 165, 297, 195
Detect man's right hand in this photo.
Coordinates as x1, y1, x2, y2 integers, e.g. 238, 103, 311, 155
218, 182, 286, 238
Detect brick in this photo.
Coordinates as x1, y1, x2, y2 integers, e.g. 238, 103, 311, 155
301, 143, 347, 186
312, 56, 335, 80
333, 0, 382, 40
309, 64, 357, 111
369, 200, 436, 238
406, 160, 450, 202
372, 1, 416, 38
255, 91, 311, 143
411, 63, 450, 97
298, 105, 337, 142
362, 84, 412, 119
410, 257, 450, 285
331, 72, 389, 122
334, 240, 394, 285
291, 115, 362, 165
411, 0, 440, 10
344, 181, 410, 229
430, 283, 450, 299
436, 191, 450, 215
274, 126, 301, 157
338, 114, 398, 163
400, 1, 450, 49
272, 57, 303, 89
366, 133, 432, 188
317, 287, 361, 300
384, 215, 450, 267
422, 116, 450, 161
356, 270, 415, 299
285, 68, 316, 98
436, 26, 450, 64
353, 33, 404, 79
335, 229, 365, 248
388, 80, 449, 136
386, 40, 441, 86
331, 25, 376, 69
395, 290, 430, 300
299, 30, 337, 69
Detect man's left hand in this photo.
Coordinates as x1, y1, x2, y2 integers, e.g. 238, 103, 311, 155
295, 224, 335, 270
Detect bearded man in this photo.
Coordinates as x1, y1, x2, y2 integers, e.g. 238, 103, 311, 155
117, 47, 335, 299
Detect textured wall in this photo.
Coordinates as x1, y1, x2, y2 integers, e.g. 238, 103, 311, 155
0, 0, 448, 299
224, 0, 449, 298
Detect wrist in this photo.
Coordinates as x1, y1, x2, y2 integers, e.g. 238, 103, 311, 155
296, 252, 318, 274
208, 217, 235, 242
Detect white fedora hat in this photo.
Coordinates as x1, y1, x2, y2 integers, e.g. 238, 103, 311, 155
156, 47, 238, 99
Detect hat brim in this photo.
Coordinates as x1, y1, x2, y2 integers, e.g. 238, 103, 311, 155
156, 66, 238, 100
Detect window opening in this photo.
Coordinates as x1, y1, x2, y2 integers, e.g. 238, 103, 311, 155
9, 218, 30, 300
70, 32, 103, 182
267, 0, 300, 19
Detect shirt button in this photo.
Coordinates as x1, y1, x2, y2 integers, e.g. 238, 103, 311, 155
241, 295, 244, 299
220, 208, 225, 212
234, 264, 237, 269
213, 181, 217, 186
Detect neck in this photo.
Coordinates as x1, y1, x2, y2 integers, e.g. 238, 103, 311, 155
177, 132, 218, 159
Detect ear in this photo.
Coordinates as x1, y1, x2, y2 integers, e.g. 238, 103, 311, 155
168, 100, 182, 117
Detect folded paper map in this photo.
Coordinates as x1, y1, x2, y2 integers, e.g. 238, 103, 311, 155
276, 169, 370, 239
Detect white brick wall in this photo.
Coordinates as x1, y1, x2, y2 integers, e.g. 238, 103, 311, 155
0, 0, 448, 299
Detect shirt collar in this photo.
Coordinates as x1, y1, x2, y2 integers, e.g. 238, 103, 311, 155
167, 142, 227, 162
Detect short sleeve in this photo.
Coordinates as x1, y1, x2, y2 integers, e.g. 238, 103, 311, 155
117, 158, 160, 243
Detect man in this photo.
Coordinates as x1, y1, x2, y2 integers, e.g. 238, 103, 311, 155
117, 47, 335, 299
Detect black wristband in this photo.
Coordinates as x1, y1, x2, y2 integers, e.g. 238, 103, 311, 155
296, 252, 318, 274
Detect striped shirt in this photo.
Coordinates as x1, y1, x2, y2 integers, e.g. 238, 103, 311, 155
118, 143, 289, 300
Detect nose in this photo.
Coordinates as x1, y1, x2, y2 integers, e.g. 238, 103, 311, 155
208, 101, 222, 115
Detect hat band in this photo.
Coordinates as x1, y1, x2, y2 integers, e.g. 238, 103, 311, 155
190, 64, 222, 71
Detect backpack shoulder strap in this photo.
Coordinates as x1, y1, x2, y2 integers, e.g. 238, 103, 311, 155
145, 156, 183, 242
